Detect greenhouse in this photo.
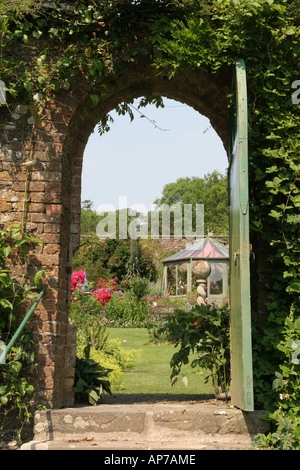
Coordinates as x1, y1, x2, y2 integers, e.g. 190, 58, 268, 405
162, 237, 229, 306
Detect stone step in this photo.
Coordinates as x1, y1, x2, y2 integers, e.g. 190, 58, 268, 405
20, 402, 269, 451
20, 438, 253, 450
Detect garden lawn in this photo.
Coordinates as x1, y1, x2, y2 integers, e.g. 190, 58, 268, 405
107, 327, 214, 395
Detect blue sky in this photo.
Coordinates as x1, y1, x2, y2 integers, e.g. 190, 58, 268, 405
81, 98, 228, 214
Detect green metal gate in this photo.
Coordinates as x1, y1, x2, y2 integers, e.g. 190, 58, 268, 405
228, 59, 254, 411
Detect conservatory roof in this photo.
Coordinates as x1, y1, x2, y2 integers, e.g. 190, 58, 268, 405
163, 237, 229, 264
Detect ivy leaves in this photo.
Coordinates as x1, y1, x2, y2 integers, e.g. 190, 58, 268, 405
0, 0, 299, 430
0, 224, 44, 429
149, 0, 300, 418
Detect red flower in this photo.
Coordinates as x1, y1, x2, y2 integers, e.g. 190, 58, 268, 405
70, 270, 86, 298
193, 322, 197, 326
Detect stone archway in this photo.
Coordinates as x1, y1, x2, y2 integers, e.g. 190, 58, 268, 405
1, 62, 231, 408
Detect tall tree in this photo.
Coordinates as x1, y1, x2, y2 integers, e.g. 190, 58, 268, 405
80, 200, 102, 235
154, 171, 229, 235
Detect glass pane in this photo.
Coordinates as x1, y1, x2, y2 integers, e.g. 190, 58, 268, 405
209, 263, 223, 295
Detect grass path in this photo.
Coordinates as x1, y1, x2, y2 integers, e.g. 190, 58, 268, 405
107, 327, 214, 395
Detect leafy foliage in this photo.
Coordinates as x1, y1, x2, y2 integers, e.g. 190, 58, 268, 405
154, 171, 229, 235
73, 235, 156, 285
150, 0, 300, 445
106, 292, 149, 327
1, 0, 299, 447
73, 357, 112, 405
0, 224, 44, 441
160, 304, 230, 398
70, 288, 113, 404
70, 283, 142, 398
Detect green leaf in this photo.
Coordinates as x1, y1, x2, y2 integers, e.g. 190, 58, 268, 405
266, 176, 282, 188
269, 209, 282, 219
32, 30, 42, 39
0, 395, 9, 405
9, 360, 22, 375
37, 75, 47, 85
90, 94, 100, 107
0, 298, 13, 310
34, 269, 46, 287
24, 234, 43, 245
26, 293, 38, 299
2, 246, 11, 257
88, 389, 100, 405
37, 54, 46, 65
24, 81, 34, 92
283, 28, 296, 36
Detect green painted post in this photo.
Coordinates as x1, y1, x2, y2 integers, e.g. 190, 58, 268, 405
228, 59, 254, 411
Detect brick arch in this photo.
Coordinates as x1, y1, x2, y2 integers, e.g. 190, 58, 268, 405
1, 61, 231, 408
66, 65, 231, 245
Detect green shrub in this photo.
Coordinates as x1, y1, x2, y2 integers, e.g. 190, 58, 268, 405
145, 293, 196, 343
73, 356, 112, 405
72, 237, 156, 284
105, 291, 148, 327
252, 312, 300, 450
103, 338, 141, 371
160, 304, 230, 398
253, 409, 300, 450
76, 338, 141, 392
128, 276, 150, 300
0, 224, 44, 440
70, 287, 142, 394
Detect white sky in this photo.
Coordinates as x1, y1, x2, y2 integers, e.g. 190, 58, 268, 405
81, 98, 228, 214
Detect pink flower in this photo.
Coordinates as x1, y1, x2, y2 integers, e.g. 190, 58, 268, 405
70, 270, 86, 299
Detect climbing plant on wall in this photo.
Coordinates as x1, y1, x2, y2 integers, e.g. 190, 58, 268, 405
0, 0, 299, 443
151, 0, 300, 378
149, 0, 300, 445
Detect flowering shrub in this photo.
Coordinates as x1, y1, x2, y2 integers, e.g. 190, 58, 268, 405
72, 237, 156, 284
92, 289, 111, 306
71, 270, 86, 299
70, 272, 197, 330
91, 276, 120, 306
69, 274, 143, 396
98, 277, 119, 291
160, 304, 230, 399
